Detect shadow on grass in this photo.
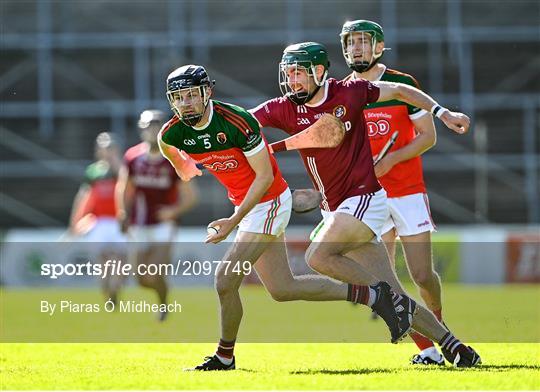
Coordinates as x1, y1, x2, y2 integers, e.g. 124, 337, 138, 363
416, 364, 540, 372
291, 364, 539, 375
291, 368, 395, 375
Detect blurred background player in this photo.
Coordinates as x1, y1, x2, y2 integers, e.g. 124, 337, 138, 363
115, 109, 198, 321
341, 20, 445, 365
68, 131, 126, 304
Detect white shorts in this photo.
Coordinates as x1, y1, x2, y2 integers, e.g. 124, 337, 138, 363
236, 188, 292, 236
82, 218, 126, 253
129, 221, 176, 245
321, 188, 389, 241
382, 192, 436, 236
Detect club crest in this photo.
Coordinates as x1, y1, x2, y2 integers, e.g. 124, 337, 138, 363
333, 105, 346, 118
216, 132, 227, 144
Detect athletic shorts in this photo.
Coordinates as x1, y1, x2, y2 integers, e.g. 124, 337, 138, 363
84, 218, 127, 251
129, 221, 176, 247
382, 192, 436, 236
320, 188, 389, 242
236, 188, 292, 236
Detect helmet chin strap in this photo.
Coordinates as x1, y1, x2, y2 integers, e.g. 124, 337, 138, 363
350, 57, 380, 73
347, 36, 387, 73
180, 115, 203, 127
287, 68, 326, 105
178, 86, 211, 126
287, 84, 322, 105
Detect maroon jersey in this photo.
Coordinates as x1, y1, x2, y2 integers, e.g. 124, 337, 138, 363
124, 142, 179, 225
251, 78, 381, 211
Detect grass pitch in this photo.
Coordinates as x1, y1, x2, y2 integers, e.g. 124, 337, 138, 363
2, 343, 539, 390
1, 284, 539, 389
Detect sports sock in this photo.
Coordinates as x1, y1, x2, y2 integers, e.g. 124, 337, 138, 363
215, 338, 235, 365
438, 332, 463, 354
347, 284, 375, 307
410, 332, 436, 350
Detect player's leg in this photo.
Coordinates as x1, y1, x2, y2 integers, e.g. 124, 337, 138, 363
382, 228, 398, 268
306, 212, 381, 285
345, 242, 443, 338
400, 233, 444, 363
401, 234, 442, 312
255, 232, 416, 344
254, 234, 349, 301
190, 230, 276, 371
140, 243, 170, 319
391, 193, 444, 364
345, 243, 480, 367
131, 224, 172, 320
87, 218, 128, 306
305, 191, 411, 343
369, 226, 397, 320
191, 189, 292, 371
99, 249, 128, 305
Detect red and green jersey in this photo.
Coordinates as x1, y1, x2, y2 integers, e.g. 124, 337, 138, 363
82, 161, 117, 218
160, 100, 288, 206
345, 67, 427, 198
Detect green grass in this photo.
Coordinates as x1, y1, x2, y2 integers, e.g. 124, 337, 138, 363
1, 285, 539, 389
2, 343, 539, 389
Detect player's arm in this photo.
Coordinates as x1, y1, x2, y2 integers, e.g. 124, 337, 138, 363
373, 81, 470, 134
68, 184, 92, 233
374, 113, 436, 177
157, 128, 202, 181
157, 179, 199, 222
206, 147, 274, 244
114, 164, 135, 233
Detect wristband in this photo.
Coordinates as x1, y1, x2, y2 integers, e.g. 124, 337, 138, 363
430, 104, 448, 119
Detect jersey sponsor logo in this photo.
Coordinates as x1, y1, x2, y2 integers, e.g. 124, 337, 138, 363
216, 132, 227, 144
197, 133, 210, 139
365, 111, 392, 120
297, 117, 311, 125
367, 120, 391, 137
333, 105, 347, 118
183, 139, 196, 146
203, 159, 239, 171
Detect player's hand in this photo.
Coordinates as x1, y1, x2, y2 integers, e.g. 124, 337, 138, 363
205, 217, 239, 244
374, 153, 396, 178
176, 168, 202, 182
117, 212, 130, 234
156, 206, 179, 222
292, 189, 322, 213
175, 151, 203, 181
440, 110, 470, 134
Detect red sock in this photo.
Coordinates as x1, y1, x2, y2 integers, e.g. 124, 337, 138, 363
216, 338, 235, 359
410, 332, 435, 350
347, 284, 369, 305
